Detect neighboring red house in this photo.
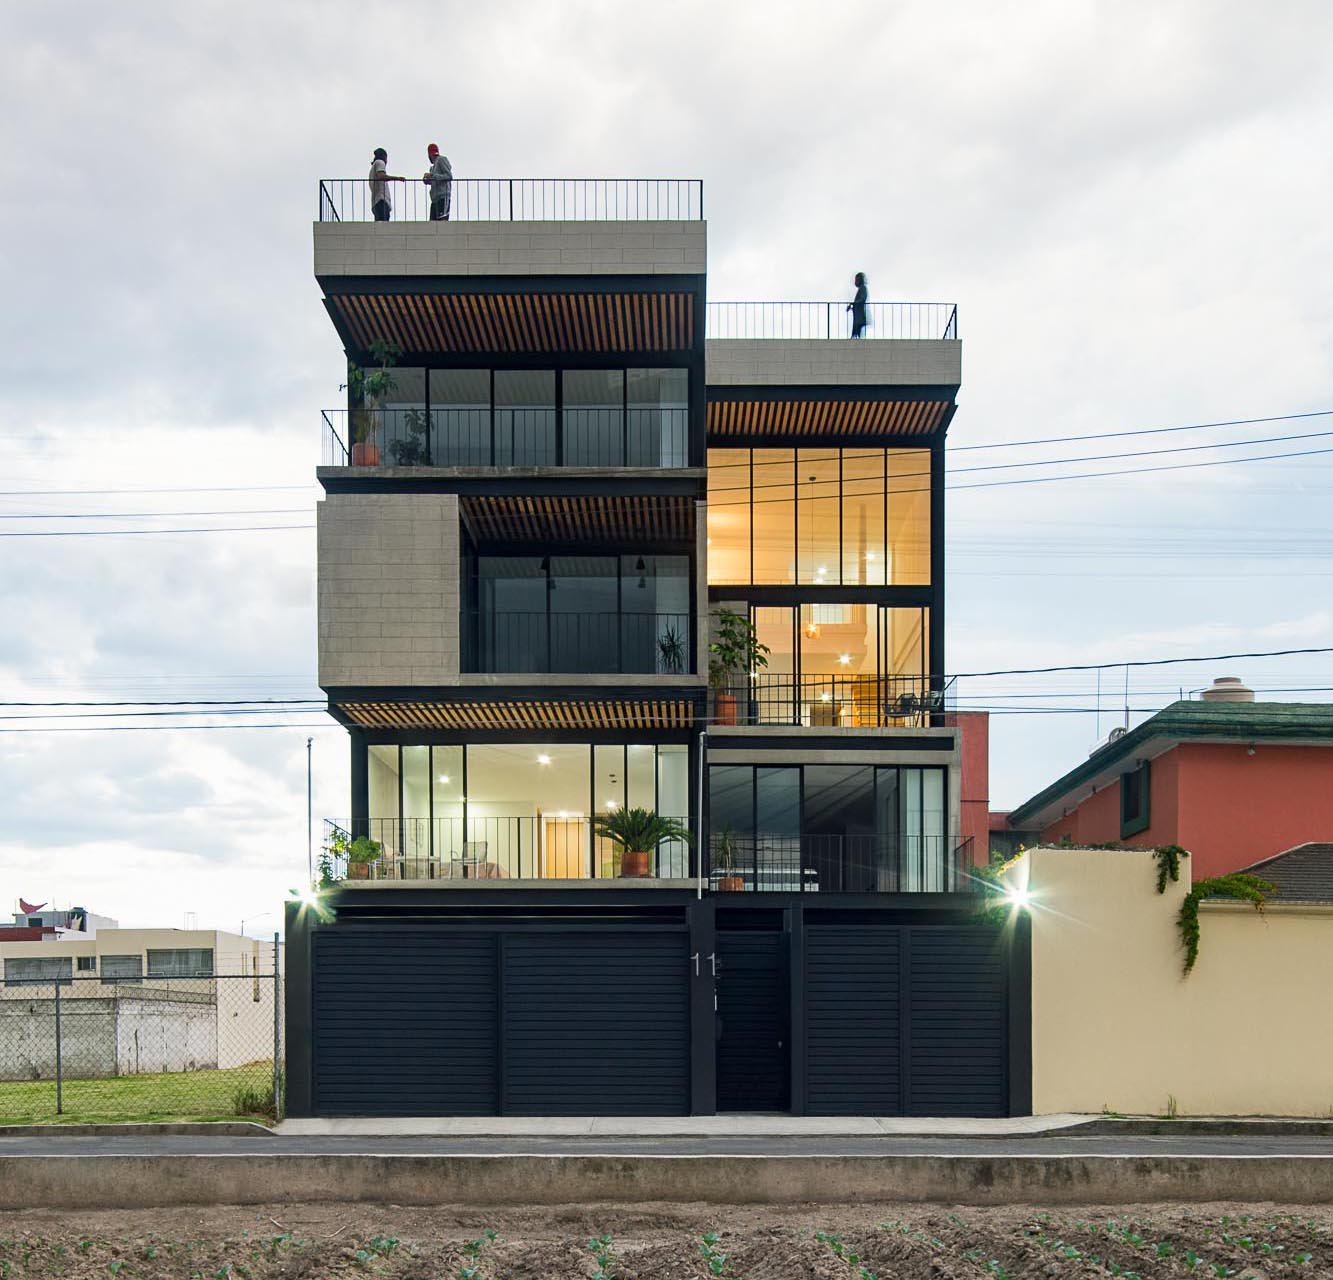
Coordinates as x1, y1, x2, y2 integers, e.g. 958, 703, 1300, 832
1004, 681, 1333, 880
942, 710, 990, 865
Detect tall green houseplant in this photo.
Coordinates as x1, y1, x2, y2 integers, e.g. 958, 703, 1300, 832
708, 607, 769, 725
342, 337, 402, 465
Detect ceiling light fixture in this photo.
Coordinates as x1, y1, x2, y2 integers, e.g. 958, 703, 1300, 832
438, 774, 450, 784
838, 653, 851, 666
537, 754, 552, 766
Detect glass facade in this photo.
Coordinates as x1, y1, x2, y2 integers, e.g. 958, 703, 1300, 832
347, 364, 689, 467
706, 446, 932, 585
708, 764, 951, 892
463, 554, 692, 674
363, 742, 690, 879
744, 604, 929, 727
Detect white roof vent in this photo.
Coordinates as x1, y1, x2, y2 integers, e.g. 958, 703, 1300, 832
1200, 675, 1254, 703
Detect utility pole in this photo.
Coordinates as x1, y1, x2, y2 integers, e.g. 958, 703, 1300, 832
306, 736, 314, 884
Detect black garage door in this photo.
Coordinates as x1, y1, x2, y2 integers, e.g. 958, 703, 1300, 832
502, 931, 690, 1115
804, 924, 1009, 1117
311, 927, 689, 1116
312, 929, 498, 1116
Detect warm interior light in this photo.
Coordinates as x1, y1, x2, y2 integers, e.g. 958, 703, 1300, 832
438, 774, 450, 784
838, 653, 851, 666
866, 552, 876, 561
819, 692, 832, 703
605, 799, 619, 810
537, 754, 552, 766
805, 621, 819, 638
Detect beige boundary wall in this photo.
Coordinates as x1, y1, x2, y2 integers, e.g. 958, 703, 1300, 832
1018, 846, 1333, 1117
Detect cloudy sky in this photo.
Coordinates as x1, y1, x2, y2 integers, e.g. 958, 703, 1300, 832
4, 0, 1332, 930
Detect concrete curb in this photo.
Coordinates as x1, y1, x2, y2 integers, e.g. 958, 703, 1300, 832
1072, 1118, 1333, 1138
0, 1122, 273, 1139
3, 1153, 1333, 1209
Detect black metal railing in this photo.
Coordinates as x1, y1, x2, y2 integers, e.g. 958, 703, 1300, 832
711, 673, 955, 729
321, 407, 690, 469
324, 817, 694, 881
318, 178, 704, 223
707, 833, 973, 894
706, 301, 958, 341
463, 610, 693, 676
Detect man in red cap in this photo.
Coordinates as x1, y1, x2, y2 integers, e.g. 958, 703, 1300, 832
424, 143, 453, 221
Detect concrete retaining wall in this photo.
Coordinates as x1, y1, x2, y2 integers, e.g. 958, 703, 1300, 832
3, 1154, 1333, 1209
0, 994, 217, 1082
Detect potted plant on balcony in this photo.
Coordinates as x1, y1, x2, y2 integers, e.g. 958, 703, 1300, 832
593, 807, 693, 879
341, 337, 402, 466
327, 827, 384, 880
713, 829, 744, 892
657, 624, 687, 675
708, 607, 769, 726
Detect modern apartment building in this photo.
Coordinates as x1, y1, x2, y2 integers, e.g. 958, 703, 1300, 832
286, 177, 1029, 1118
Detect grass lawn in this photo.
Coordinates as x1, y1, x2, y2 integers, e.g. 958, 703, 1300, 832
0, 1061, 276, 1124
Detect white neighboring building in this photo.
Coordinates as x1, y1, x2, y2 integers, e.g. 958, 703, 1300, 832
0, 929, 280, 1079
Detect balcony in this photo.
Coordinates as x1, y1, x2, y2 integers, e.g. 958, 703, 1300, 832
712, 674, 955, 730
321, 405, 690, 470
463, 610, 693, 676
706, 301, 958, 341
318, 178, 705, 223
706, 833, 974, 894
324, 818, 694, 882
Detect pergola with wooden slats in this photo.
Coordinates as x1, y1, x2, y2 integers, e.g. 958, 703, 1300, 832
333, 697, 699, 732
706, 394, 952, 442
324, 290, 695, 355
460, 493, 696, 546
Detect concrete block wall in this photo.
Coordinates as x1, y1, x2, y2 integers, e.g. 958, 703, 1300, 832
705, 338, 961, 386
314, 220, 706, 277
317, 492, 461, 687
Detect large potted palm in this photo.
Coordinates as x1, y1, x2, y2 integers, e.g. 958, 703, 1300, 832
708, 607, 769, 727
593, 807, 694, 879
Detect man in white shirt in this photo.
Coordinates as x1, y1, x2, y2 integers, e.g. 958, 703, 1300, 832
368, 148, 404, 221
424, 143, 453, 221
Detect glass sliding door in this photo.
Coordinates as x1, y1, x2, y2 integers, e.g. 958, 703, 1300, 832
756, 766, 800, 891
429, 369, 490, 466
563, 369, 624, 466
494, 370, 556, 465
628, 368, 688, 467
803, 765, 875, 891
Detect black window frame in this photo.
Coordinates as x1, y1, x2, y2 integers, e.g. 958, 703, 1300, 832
1119, 759, 1151, 838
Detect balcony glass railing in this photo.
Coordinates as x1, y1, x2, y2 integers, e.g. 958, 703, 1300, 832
707, 833, 974, 894
707, 301, 958, 341
321, 408, 689, 469
711, 673, 955, 729
463, 610, 693, 676
318, 178, 704, 223
324, 817, 694, 881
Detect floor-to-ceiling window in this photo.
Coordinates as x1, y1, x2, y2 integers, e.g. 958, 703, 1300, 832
705, 446, 932, 586
467, 554, 692, 675
707, 764, 951, 892
363, 743, 690, 879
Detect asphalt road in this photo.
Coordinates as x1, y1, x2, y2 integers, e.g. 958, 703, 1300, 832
4, 1133, 1333, 1157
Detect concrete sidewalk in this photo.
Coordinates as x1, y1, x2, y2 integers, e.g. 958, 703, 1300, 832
277, 1113, 1094, 1138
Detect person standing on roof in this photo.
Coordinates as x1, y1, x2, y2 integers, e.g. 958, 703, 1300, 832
424, 143, 453, 221
368, 147, 404, 221
847, 272, 869, 338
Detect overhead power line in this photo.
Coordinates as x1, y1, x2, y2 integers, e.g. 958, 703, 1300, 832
0, 484, 315, 496
0, 524, 316, 538
952, 645, 1333, 679
950, 408, 1333, 452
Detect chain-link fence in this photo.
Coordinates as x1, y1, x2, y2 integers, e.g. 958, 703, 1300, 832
0, 962, 283, 1124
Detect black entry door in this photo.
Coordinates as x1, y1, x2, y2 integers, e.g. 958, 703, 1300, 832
716, 930, 790, 1111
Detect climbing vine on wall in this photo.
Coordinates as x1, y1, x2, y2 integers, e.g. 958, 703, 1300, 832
1153, 844, 1188, 894
1153, 844, 1274, 975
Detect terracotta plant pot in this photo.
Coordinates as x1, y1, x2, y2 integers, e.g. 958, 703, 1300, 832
718, 875, 744, 892
714, 692, 738, 726
620, 850, 651, 878
347, 861, 371, 880
350, 441, 381, 467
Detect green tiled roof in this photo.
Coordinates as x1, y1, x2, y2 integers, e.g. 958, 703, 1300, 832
1008, 701, 1333, 829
